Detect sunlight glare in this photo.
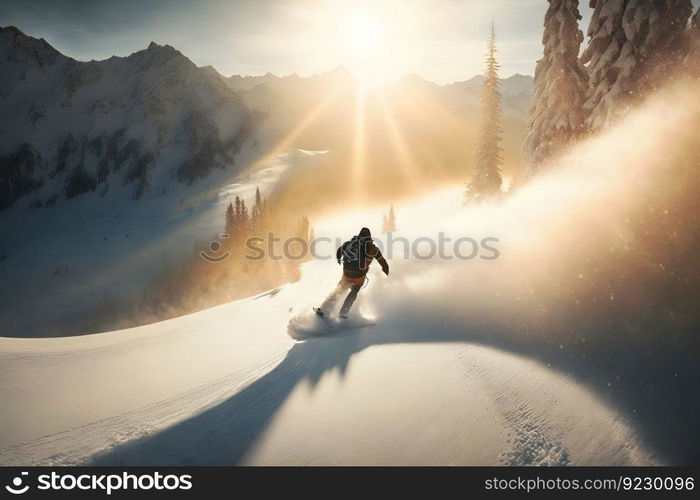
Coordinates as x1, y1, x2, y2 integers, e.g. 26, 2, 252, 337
339, 4, 403, 89
348, 11, 382, 56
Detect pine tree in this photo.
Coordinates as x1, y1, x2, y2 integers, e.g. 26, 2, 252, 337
684, 6, 700, 72
297, 216, 313, 243
250, 187, 261, 229
582, 0, 692, 131
388, 204, 396, 232
225, 201, 235, 237
239, 199, 249, 234
523, 0, 588, 173
291, 215, 313, 266
580, 0, 627, 131
234, 196, 242, 221
382, 204, 397, 233
620, 0, 692, 88
254, 187, 263, 215
465, 21, 503, 202
251, 204, 260, 230
232, 195, 250, 236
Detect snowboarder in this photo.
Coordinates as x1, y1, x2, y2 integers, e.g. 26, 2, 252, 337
315, 227, 389, 319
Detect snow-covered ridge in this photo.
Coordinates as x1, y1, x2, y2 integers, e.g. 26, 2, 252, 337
225, 69, 533, 97
225, 69, 534, 120
0, 26, 257, 211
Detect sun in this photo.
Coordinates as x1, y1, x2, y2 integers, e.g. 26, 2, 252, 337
348, 11, 382, 56
342, 9, 395, 89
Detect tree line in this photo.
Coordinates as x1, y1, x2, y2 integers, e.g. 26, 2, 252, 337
135, 186, 314, 322
466, 0, 700, 201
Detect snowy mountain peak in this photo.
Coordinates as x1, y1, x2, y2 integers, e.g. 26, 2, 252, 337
140, 41, 179, 57
402, 73, 435, 85
0, 27, 257, 211
128, 40, 186, 69
0, 25, 66, 69
500, 74, 534, 96
456, 73, 533, 95
200, 65, 222, 79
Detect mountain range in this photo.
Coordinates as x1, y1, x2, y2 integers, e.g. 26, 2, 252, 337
224, 69, 533, 120
0, 26, 256, 211
0, 25, 533, 212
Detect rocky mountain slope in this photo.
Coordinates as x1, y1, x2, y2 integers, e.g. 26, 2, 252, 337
0, 26, 257, 211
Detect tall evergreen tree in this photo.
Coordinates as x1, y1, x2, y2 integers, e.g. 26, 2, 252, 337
232, 195, 250, 236
251, 205, 260, 228
684, 6, 700, 71
691, 6, 700, 43
251, 186, 265, 232
297, 216, 312, 242
580, 0, 627, 131
291, 215, 314, 266
382, 204, 397, 233
582, 0, 692, 131
621, 0, 692, 87
239, 199, 249, 234
465, 21, 503, 202
254, 187, 263, 214
225, 201, 235, 237
524, 0, 588, 173
234, 196, 242, 221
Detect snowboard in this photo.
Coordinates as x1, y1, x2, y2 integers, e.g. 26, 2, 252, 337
287, 308, 376, 340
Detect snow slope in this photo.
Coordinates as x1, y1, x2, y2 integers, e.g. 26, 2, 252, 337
0, 149, 329, 338
0, 185, 657, 466
2, 79, 698, 467
0, 258, 652, 466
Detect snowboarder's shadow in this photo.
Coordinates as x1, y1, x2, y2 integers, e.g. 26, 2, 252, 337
90, 311, 699, 465
89, 326, 382, 465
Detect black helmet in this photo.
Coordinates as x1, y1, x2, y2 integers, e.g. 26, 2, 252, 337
359, 227, 371, 238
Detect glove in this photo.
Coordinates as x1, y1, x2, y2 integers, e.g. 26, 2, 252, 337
383, 266, 389, 276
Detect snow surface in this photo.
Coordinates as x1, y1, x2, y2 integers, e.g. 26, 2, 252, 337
3, 82, 697, 466
0, 273, 651, 465
0, 149, 327, 337
0, 186, 655, 466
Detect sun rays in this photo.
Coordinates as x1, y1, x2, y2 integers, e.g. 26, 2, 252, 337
234, 76, 459, 204
376, 92, 421, 189
251, 78, 468, 202
349, 85, 368, 201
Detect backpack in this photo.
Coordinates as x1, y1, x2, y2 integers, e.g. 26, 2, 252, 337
341, 236, 369, 272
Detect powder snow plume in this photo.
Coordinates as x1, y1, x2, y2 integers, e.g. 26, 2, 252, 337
294, 79, 700, 463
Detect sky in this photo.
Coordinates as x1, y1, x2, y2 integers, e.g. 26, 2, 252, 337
1, 0, 694, 84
